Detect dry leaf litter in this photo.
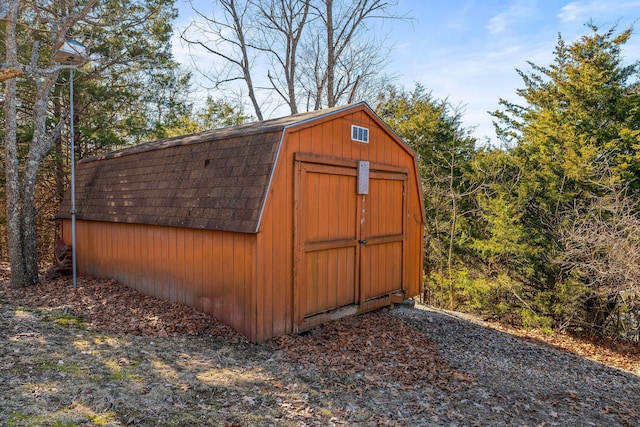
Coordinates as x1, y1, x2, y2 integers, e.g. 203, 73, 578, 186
0, 265, 638, 426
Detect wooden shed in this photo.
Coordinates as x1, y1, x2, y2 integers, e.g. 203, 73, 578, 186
57, 102, 425, 342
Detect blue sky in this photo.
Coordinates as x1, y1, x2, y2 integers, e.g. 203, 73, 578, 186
173, 0, 640, 144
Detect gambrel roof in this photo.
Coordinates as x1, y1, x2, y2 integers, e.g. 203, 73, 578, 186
58, 104, 378, 233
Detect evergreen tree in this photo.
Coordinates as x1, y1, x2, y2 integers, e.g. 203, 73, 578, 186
72, 0, 186, 155
1, 0, 189, 285
481, 24, 640, 329
376, 84, 477, 306
161, 96, 251, 137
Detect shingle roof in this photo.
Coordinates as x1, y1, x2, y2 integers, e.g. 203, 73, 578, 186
57, 104, 362, 233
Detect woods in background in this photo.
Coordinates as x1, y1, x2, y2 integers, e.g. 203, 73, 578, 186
379, 24, 640, 341
2, 1, 639, 341
180, 0, 406, 119
1, 0, 247, 287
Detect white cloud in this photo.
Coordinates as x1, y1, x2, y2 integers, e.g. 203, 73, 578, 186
486, 1, 537, 34
557, 2, 584, 22
397, 32, 560, 142
173, 0, 640, 143
558, 0, 640, 23
486, 13, 509, 34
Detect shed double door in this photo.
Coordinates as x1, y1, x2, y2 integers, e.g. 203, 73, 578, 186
295, 160, 406, 324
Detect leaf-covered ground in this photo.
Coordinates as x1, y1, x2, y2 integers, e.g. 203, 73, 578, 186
1, 265, 638, 426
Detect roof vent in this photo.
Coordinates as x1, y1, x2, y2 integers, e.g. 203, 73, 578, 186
351, 125, 369, 143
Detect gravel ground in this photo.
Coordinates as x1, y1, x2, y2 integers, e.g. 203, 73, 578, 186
1, 272, 638, 426
392, 303, 640, 426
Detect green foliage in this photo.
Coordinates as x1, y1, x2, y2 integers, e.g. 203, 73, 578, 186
466, 24, 640, 337
1, 0, 193, 268
417, 24, 640, 340
45, 312, 86, 328
36, 356, 80, 374
470, 194, 532, 276
460, 274, 512, 315
427, 268, 511, 316
162, 97, 251, 137
519, 309, 553, 334
376, 83, 478, 278
7, 412, 30, 426
196, 97, 251, 129
66, 0, 191, 155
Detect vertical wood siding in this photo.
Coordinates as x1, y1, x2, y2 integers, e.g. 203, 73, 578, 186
298, 164, 359, 318
61, 219, 257, 340
360, 172, 406, 301
255, 106, 424, 341
62, 104, 423, 343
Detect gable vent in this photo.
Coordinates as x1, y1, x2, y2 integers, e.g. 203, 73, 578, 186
351, 125, 369, 143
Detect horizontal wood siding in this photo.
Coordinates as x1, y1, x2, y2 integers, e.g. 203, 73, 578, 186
61, 219, 257, 340
255, 105, 424, 341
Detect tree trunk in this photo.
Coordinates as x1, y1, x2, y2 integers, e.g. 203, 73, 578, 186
53, 90, 66, 204
448, 197, 457, 309
3, 0, 95, 287
4, 0, 64, 287
227, 0, 263, 121
448, 142, 457, 309
3, 1, 28, 288
20, 70, 64, 285
19, 182, 39, 285
325, 0, 335, 108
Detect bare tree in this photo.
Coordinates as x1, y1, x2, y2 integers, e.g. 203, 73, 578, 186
3, 0, 97, 287
254, 0, 310, 114
560, 188, 640, 338
308, 0, 399, 109
181, 0, 264, 120
181, 0, 405, 117
3, 0, 23, 285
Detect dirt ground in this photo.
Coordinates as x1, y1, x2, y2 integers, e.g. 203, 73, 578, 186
1, 266, 638, 426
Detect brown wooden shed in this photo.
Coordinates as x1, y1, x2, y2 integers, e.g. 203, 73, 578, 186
58, 102, 425, 342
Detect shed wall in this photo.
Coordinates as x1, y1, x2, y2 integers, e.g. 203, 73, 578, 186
255, 108, 424, 342
60, 104, 423, 343
61, 219, 257, 339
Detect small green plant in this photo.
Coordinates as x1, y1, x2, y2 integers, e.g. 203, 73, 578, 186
110, 371, 131, 381
519, 309, 554, 334
7, 412, 48, 427
36, 357, 80, 374
7, 412, 29, 426
46, 312, 86, 328
87, 413, 117, 426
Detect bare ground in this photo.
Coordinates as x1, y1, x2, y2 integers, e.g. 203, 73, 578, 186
0, 266, 638, 426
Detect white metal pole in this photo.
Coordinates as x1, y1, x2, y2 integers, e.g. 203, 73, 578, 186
69, 62, 77, 289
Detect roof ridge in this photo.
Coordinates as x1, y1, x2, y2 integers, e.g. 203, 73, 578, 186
81, 102, 367, 163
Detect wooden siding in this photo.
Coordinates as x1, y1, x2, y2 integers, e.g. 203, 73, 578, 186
57, 105, 374, 234
61, 219, 257, 339
59, 103, 423, 343
254, 106, 424, 341
297, 163, 359, 318
360, 171, 406, 302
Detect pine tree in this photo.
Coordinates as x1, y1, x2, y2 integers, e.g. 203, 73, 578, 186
376, 83, 477, 307
482, 24, 640, 329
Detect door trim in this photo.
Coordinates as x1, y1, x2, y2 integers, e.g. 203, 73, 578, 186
293, 159, 360, 329
293, 153, 409, 332
294, 152, 410, 176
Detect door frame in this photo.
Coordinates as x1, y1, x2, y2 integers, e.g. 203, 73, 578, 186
292, 152, 409, 332
359, 169, 408, 303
